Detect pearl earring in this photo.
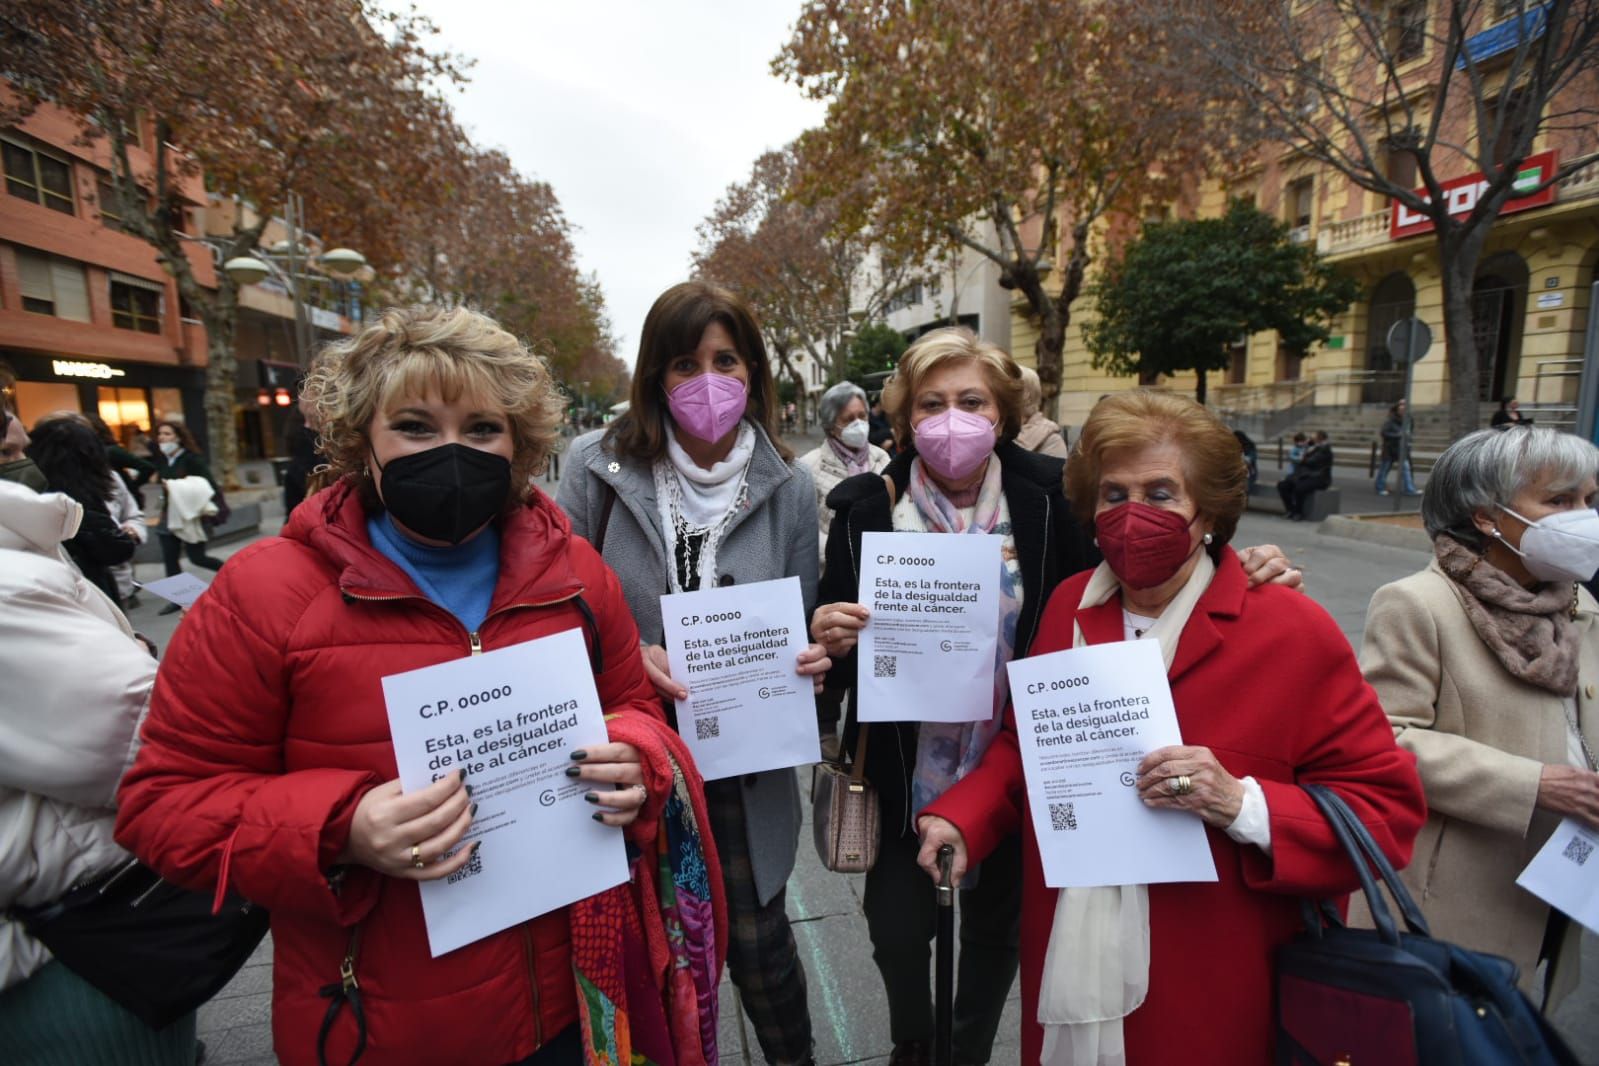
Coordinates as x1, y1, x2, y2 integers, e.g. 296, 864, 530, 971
1203, 532, 1214, 545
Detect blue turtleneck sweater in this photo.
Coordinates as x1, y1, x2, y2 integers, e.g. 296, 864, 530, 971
367, 513, 501, 633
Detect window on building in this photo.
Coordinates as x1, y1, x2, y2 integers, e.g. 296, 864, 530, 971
1286, 177, 1314, 240
1391, 0, 1427, 62
95, 180, 126, 230
2, 137, 75, 214
1482, 89, 1535, 169
1383, 138, 1419, 190
15, 249, 91, 321
1493, 0, 1522, 20
110, 275, 164, 334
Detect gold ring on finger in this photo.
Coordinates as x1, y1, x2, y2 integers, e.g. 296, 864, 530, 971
1170, 775, 1193, 796
410, 844, 425, 869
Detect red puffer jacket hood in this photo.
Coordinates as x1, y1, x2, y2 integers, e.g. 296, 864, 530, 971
116, 480, 665, 1066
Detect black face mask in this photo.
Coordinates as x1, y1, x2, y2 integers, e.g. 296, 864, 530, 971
373, 443, 512, 544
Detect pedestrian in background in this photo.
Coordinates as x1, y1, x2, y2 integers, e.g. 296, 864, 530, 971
1277, 429, 1333, 521
557, 281, 829, 1066
279, 387, 321, 517
24, 414, 139, 606
1013, 365, 1068, 458
1375, 399, 1419, 496
0, 476, 196, 1065
1359, 425, 1599, 1009
115, 305, 723, 1066
797, 380, 892, 557
88, 413, 156, 495
915, 389, 1423, 1064
1492, 395, 1534, 430
798, 380, 891, 760
150, 419, 226, 613
1285, 430, 1307, 474
868, 392, 896, 456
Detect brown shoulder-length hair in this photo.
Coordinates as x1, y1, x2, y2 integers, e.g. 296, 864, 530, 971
1065, 389, 1248, 556
154, 418, 202, 455
604, 281, 791, 463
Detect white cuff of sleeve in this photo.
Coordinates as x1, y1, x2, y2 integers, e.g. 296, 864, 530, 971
1224, 775, 1272, 854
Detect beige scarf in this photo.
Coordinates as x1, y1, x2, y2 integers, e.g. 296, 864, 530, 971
1039, 552, 1216, 1066
1433, 533, 1579, 696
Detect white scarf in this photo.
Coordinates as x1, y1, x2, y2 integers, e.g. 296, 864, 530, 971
1039, 551, 1216, 1066
654, 421, 755, 593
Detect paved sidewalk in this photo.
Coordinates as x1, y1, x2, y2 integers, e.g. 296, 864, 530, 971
124, 463, 1596, 1064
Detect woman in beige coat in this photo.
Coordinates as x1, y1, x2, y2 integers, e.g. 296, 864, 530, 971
1360, 426, 1599, 1008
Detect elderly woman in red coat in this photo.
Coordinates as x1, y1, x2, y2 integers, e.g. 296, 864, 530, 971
115, 307, 724, 1066
916, 390, 1426, 1064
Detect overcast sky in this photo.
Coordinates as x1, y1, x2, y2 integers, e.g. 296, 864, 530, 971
405, 0, 826, 367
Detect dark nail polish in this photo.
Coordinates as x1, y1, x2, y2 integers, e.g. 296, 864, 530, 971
469, 803, 478, 817
584, 793, 600, 805
470, 841, 481, 855
570, 749, 588, 761
565, 766, 582, 778
465, 784, 475, 797
591, 811, 605, 822
458, 768, 467, 781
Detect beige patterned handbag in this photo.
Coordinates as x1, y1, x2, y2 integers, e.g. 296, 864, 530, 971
811, 724, 879, 873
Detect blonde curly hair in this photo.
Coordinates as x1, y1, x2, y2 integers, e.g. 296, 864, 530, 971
304, 306, 564, 508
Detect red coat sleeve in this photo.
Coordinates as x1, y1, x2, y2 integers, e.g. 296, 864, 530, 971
1238, 591, 1426, 897
114, 541, 384, 925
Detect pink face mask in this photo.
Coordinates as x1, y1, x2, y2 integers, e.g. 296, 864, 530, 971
667, 373, 748, 444
914, 408, 997, 481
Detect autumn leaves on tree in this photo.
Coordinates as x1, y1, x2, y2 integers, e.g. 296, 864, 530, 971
773, 0, 1229, 408
0, 0, 624, 483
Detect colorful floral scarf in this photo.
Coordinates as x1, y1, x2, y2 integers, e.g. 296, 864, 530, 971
899, 457, 1024, 816
570, 713, 727, 1066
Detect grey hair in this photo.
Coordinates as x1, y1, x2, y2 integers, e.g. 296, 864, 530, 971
1017, 365, 1043, 418
1423, 426, 1599, 550
818, 381, 868, 430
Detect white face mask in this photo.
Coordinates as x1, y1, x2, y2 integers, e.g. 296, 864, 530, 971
1496, 504, 1599, 583
158, 440, 180, 457
837, 419, 870, 450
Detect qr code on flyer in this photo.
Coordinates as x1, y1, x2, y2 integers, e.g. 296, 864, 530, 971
696, 716, 720, 741
874, 654, 897, 679
1563, 835, 1594, 867
1049, 802, 1077, 832
446, 846, 483, 885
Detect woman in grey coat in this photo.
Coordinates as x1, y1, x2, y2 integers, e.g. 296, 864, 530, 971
557, 281, 828, 1066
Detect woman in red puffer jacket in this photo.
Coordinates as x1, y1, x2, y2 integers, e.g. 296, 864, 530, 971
115, 307, 718, 1066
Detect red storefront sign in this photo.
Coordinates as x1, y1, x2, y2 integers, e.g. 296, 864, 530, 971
1389, 150, 1558, 239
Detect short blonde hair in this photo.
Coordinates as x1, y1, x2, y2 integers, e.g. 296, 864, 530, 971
1017, 365, 1044, 419
306, 306, 563, 507
1066, 390, 1248, 552
882, 327, 1024, 445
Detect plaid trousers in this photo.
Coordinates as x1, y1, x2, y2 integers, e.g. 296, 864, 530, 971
704, 778, 813, 1064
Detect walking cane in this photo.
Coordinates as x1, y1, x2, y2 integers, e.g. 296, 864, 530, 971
935, 844, 955, 1066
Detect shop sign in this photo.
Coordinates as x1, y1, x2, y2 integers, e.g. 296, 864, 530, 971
52, 359, 126, 380
1390, 150, 1557, 239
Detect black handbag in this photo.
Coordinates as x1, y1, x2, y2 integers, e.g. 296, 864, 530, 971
13, 858, 270, 1029
1275, 784, 1578, 1065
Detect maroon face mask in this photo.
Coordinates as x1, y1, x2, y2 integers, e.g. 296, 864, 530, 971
1095, 501, 1201, 590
